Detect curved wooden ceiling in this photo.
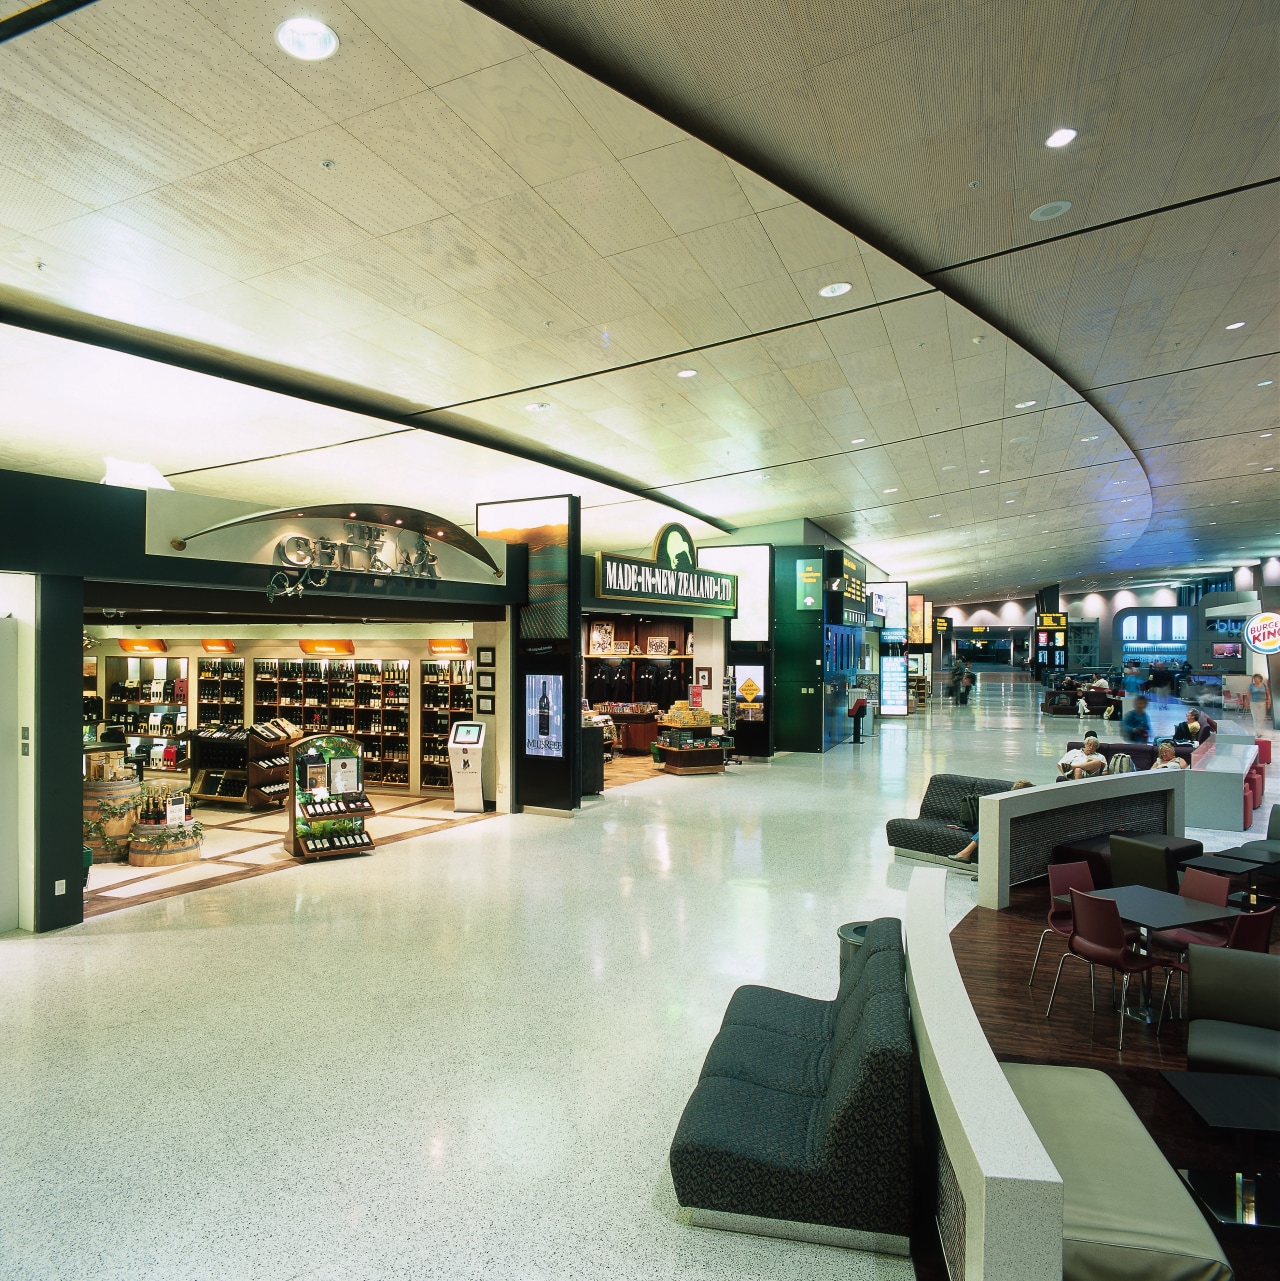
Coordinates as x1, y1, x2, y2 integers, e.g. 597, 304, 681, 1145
0, 0, 1272, 598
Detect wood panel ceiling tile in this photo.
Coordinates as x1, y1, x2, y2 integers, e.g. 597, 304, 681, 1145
536, 163, 674, 257
457, 187, 598, 277
621, 139, 755, 235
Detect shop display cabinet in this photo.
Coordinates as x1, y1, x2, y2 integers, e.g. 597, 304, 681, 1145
253, 658, 411, 786
289, 734, 376, 860
82, 656, 101, 742
104, 654, 189, 768
196, 657, 245, 726
188, 719, 300, 809
420, 659, 473, 788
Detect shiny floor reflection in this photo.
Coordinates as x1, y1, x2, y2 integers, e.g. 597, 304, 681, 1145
1, 687, 1270, 1279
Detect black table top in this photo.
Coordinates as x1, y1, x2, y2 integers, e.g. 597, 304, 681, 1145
1054, 885, 1240, 930
1181, 854, 1266, 874
1163, 1071, 1280, 1133
1237, 840, 1280, 863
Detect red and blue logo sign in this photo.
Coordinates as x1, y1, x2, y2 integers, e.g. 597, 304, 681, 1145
1243, 612, 1280, 655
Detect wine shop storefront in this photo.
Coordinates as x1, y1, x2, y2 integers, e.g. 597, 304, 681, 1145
0, 469, 527, 933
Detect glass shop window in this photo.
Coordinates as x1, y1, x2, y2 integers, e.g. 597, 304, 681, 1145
1122, 616, 1138, 641
1146, 615, 1163, 642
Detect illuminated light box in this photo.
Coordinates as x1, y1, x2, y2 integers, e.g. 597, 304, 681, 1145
298, 639, 355, 656
201, 639, 236, 653
118, 638, 167, 654
428, 638, 469, 656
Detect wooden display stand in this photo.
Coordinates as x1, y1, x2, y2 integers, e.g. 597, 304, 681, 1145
82, 749, 139, 863
660, 745, 727, 776
288, 734, 376, 862
128, 824, 202, 866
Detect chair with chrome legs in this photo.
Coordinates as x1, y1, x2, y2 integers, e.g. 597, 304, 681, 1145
1046, 888, 1161, 1052
1149, 868, 1233, 1021
1028, 861, 1092, 987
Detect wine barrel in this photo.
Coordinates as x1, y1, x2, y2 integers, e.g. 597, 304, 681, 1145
128, 824, 202, 867
82, 778, 139, 863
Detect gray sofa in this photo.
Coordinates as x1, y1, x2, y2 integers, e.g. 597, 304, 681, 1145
669, 917, 912, 1244
1187, 943, 1280, 1076
886, 774, 1013, 859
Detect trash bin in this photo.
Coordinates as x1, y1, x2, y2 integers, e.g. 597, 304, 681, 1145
837, 921, 869, 975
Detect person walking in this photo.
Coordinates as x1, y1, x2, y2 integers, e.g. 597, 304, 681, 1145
956, 660, 973, 706
1247, 672, 1272, 734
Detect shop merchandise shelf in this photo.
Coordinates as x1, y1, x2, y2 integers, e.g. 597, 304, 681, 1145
196, 657, 245, 727
421, 658, 474, 788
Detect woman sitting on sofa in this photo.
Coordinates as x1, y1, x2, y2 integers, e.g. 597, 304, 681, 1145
1150, 740, 1188, 771
947, 780, 1034, 864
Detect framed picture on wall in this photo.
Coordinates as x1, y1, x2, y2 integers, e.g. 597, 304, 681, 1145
476, 671, 496, 692
476, 694, 495, 716
646, 636, 669, 655
587, 621, 614, 655
612, 641, 631, 656
695, 666, 712, 687
476, 646, 496, 667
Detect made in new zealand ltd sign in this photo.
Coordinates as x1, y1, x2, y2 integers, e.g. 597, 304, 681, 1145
595, 553, 737, 612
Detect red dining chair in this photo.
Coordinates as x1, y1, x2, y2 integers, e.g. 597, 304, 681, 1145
1028, 861, 1093, 987
1046, 888, 1161, 1051
1149, 867, 1232, 956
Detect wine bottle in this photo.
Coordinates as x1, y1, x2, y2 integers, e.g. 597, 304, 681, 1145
538, 682, 550, 736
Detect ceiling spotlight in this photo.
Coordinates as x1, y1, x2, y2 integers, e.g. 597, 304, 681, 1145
1030, 200, 1072, 221
1080, 434, 1099, 441
819, 282, 852, 297
1014, 401, 1037, 409
850, 437, 866, 444
1045, 128, 1078, 148
1266, 467, 1276, 472
978, 468, 991, 474
929, 513, 941, 518
677, 369, 698, 378
941, 464, 957, 471
1231, 499, 1240, 504
1225, 322, 1245, 330
1260, 380, 1274, 387
275, 17, 339, 60
883, 487, 898, 494
1005, 499, 1015, 504
1261, 432, 1273, 438
526, 402, 551, 412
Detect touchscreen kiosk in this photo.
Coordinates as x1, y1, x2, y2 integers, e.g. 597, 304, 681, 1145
448, 721, 486, 813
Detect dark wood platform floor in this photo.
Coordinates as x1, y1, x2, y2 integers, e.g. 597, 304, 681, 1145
952, 880, 1279, 1281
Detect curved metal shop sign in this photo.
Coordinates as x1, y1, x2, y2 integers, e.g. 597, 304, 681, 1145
595, 523, 737, 611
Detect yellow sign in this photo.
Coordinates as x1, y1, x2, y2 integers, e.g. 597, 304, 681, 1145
1036, 612, 1067, 629
739, 678, 760, 701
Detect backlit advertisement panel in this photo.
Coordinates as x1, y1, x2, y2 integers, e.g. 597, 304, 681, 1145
524, 674, 563, 758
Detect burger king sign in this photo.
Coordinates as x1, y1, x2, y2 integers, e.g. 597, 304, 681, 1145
1243, 611, 1280, 655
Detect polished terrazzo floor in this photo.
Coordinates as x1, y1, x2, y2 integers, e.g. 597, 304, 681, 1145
2, 685, 1273, 1280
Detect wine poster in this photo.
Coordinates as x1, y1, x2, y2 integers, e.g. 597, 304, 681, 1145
524, 674, 564, 758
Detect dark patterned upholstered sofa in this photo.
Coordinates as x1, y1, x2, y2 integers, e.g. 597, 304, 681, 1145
885, 774, 1014, 859
669, 918, 912, 1245
1060, 739, 1192, 773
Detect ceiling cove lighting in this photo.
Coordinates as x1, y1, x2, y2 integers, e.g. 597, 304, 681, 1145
1225, 322, 1245, 330
676, 369, 698, 378
275, 18, 339, 60
1045, 128, 1078, 148
819, 282, 852, 297
1030, 200, 1072, 221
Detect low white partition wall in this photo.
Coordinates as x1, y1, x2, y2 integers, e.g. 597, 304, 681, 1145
905, 868, 1062, 1280
977, 771, 1186, 910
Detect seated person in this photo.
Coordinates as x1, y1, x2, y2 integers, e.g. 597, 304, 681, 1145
1171, 711, 1202, 743
1057, 735, 1106, 780
1150, 740, 1188, 771
1121, 695, 1152, 743
948, 780, 1034, 863
1091, 675, 1111, 689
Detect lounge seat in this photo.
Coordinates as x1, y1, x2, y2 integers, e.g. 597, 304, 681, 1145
1003, 1063, 1233, 1281
1061, 739, 1192, 772
1186, 944, 1280, 1076
885, 773, 1013, 860
669, 916, 912, 1242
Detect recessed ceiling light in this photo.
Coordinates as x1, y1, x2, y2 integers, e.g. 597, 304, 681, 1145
1030, 200, 1072, 221
275, 17, 339, 60
1231, 499, 1240, 504
941, 464, 957, 471
1225, 322, 1245, 330
1266, 467, 1276, 472
978, 468, 991, 474
884, 487, 898, 494
1080, 435, 1099, 441
1045, 128, 1078, 148
1260, 380, 1274, 387
1005, 499, 1015, 504
819, 282, 852, 297
929, 513, 941, 518
1261, 432, 1273, 438
850, 437, 866, 444
1014, 400, 1036, 408
526, 402, 551, 412
677, 369, 698, 378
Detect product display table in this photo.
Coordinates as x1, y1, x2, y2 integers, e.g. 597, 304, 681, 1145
658, 745, 726, 776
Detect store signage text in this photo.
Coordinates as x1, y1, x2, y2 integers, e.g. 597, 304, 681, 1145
596, 553, 737, 611
1244, 611, 1280, 655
